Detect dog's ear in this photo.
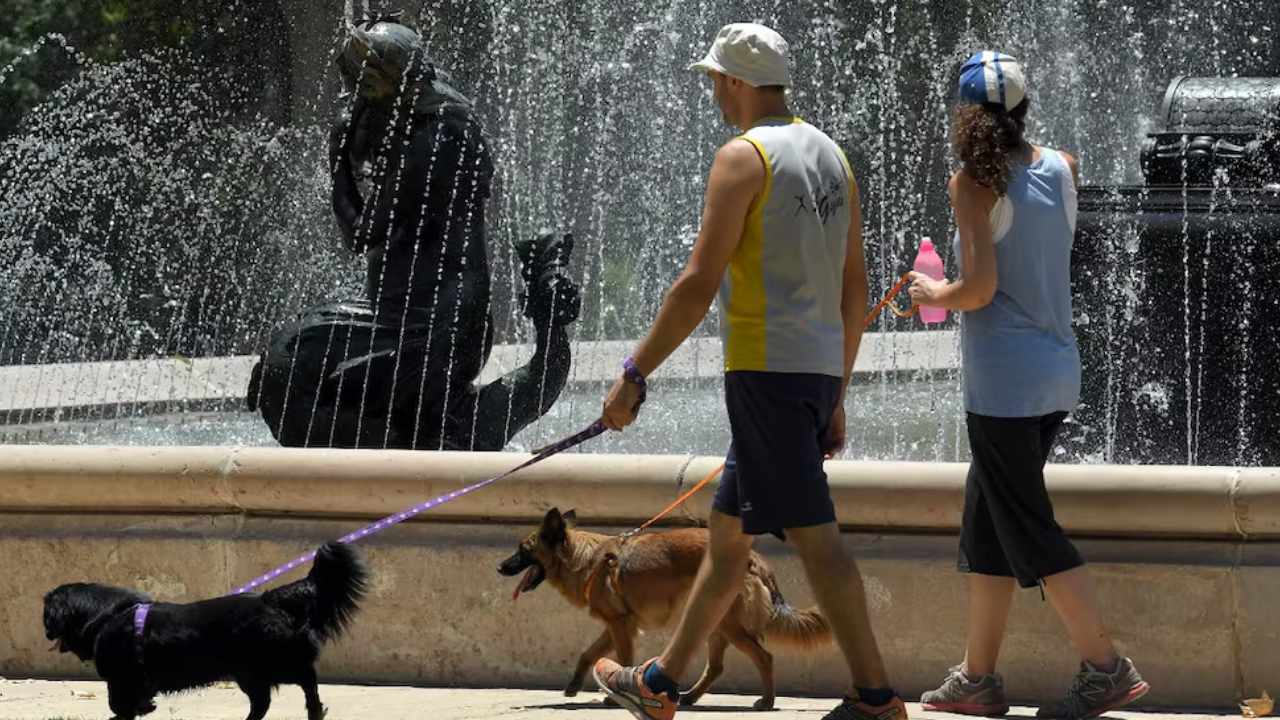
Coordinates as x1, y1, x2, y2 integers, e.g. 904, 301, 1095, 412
42, 587, 71, 639
562, 509, 577, 528
541, 507, 562, 529
540, 507, 567, 544
41, 584, 101, 660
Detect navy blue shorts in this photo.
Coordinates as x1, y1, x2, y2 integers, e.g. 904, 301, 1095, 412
712, 371, 842, 537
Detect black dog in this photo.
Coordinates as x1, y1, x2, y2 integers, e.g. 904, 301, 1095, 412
43, 542, 367, 720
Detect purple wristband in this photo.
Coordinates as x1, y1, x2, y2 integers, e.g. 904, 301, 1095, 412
622, 357, 647, 386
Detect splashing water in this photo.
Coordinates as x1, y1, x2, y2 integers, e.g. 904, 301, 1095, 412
1, 1, 1278, 464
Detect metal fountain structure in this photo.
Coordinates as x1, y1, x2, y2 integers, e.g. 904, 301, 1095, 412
1072, 77, 1280, 466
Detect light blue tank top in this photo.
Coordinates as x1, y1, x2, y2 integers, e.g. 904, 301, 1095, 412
954, 147, 1081, 417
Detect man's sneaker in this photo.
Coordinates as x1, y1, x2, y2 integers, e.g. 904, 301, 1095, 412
592, 657, 677, 720
1036, 657, 1150, 720
921, 665, 1010, 716
821, 694, 909, 720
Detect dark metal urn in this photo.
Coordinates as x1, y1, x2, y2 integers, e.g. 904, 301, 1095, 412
1070, 77, 1280, 466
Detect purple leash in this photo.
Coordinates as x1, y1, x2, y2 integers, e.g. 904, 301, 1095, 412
231, 420, 608, 595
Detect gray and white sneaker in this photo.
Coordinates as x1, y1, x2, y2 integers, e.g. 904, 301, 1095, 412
1036, 657, 1150, 720
921, 665, 1010, 716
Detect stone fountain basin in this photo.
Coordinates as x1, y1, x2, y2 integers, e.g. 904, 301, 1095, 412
0, 446, 1275, 707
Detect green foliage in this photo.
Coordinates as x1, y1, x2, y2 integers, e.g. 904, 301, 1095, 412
0, 0, 227, 136
0, 49, 350, 361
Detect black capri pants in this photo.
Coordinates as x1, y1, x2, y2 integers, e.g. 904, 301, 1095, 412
958, 411, 1084, 588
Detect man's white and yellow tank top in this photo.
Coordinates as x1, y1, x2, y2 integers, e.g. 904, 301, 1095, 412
718, 116, 853, 378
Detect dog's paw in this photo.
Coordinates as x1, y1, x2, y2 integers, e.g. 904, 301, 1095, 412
563, 672, 587, 697
600, 695, 619, 708
679, 692, 702, 707
753, 696, 776, 711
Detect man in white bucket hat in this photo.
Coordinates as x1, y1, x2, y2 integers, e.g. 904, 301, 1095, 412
689, 22, 792, 88
593, 21, 905, 720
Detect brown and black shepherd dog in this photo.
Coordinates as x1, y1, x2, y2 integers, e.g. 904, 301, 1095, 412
498, 508, 831, 710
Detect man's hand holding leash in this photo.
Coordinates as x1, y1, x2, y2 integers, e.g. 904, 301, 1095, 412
602, 357, 648, 430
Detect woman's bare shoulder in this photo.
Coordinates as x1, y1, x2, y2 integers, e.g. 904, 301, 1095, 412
1046, 147, 1080, 184
950, 168, 997, 203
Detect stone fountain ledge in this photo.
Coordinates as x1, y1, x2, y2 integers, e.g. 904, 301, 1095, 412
0, 446, 1276, 539
0, 331, 957, 416
0, 446, 1276, 706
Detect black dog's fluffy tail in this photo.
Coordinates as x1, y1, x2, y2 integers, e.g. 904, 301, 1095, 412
266, 541, 368, 643
307, 542, 368, 641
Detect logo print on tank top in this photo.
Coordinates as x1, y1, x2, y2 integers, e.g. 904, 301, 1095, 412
792, 177, 846, 225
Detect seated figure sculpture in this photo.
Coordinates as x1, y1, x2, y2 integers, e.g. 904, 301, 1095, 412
248, 16, 580, 450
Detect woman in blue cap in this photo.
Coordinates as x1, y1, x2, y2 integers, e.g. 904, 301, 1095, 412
909, 52, 1148, 719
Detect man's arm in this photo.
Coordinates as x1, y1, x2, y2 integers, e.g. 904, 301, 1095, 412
599, 138, 764, 430
628, 138, 765, 376
838, 174, 868, 399
820, 173, 867, 457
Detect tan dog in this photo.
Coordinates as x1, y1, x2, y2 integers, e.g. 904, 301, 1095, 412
497, 508, 830, 710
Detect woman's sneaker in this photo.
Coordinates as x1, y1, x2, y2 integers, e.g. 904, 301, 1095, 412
1036, 657, 1150, 720
921, 665, 1010, 716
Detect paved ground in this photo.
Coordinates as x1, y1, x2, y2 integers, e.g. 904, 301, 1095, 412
0, 679, 1239, 720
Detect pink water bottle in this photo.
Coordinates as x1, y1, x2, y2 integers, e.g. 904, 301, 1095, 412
913, 237, 947, 325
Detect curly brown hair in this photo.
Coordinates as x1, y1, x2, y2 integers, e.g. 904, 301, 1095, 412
951, 99, 1030, 195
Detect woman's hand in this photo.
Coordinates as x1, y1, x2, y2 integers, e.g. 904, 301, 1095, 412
907, 271, 948, 306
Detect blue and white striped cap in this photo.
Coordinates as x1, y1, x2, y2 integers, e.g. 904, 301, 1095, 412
958, 51, 1026, 111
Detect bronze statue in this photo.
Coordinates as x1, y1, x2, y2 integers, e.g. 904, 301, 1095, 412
247, 15, 581, 450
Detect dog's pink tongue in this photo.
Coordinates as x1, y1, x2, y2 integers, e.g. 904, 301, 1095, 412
512, 566, 538, 602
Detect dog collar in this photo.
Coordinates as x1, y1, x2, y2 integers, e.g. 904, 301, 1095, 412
133, 603, 151, 639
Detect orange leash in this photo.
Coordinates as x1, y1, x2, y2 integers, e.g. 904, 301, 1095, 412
627, 462, 725, 537
581, 274, 917, 607
866, 272, 918, 325
582, 462, 725, 607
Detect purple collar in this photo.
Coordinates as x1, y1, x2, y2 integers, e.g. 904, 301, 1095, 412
132, 603, 151, 638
